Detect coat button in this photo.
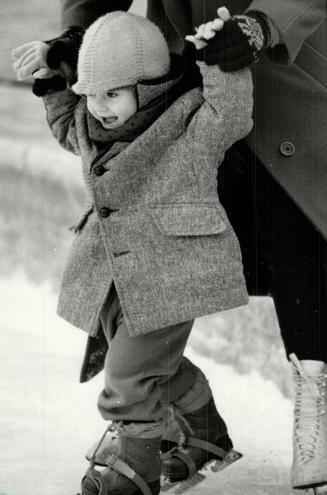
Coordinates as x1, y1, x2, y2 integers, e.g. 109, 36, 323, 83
280, 141, 295, 157
99, 207, 110, 218
94, 165, 106, 176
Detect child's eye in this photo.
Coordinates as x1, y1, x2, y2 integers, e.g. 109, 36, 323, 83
106, 91, 117, 98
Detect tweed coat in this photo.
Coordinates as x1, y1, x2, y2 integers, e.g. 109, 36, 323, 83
44, 62, 253, 349
62, 0, 327, 239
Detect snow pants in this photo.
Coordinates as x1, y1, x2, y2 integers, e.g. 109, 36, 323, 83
98, 286, 212, 421
219, 141, 327, 361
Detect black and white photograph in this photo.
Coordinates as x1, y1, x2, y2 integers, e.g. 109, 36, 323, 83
1, 1, 326, 494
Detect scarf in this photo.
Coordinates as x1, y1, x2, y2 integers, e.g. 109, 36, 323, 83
87, 53, 202, 147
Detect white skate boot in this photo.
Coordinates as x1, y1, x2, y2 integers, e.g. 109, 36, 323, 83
290, 353, 327, 490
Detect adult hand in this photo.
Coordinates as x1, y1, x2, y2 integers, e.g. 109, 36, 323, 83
196, 9, 273, 71
12, 41, 50, 80
12, 40, 71, 96
185, 6, 230, 49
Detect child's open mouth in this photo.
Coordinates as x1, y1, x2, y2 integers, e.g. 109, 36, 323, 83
101, 116, 119, 127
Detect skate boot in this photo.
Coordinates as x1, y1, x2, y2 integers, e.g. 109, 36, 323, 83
290, 353, 327, 490
81, 421, 161, 495
161, 396, 242, 484
86, 414, 181, 465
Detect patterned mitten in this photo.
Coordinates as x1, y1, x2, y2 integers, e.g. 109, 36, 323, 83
197, 11, 276, 71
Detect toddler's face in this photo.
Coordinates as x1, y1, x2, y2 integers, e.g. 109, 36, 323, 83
87, 87, 137, 129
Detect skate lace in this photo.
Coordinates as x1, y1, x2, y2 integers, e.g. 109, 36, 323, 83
89, 421, 122, 467
290, 354, 327, 463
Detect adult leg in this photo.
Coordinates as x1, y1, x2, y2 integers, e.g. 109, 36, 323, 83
219, 141, 327, 490
219, 141, 327, 359
254, 159, 327, 489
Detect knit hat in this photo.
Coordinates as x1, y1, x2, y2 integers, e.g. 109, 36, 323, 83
72, 12, 170, 95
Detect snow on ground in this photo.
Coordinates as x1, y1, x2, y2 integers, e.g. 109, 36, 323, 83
0, 272, 295, 495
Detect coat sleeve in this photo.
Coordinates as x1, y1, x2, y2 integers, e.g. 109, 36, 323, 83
60, 0, 133, 29
43, 88, 81, 156
186, 62, 253, 161
246, 0, 326, 63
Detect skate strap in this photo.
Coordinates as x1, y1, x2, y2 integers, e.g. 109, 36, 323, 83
186, 437, 227, 459
104, 454, 153, 495
169, 449, 197, 477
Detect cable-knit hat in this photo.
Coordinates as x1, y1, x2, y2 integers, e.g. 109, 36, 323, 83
72, 12, 170, 95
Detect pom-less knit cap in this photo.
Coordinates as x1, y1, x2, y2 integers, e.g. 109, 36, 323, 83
72, 11, 170, 95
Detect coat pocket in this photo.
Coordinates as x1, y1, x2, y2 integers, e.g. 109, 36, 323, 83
148, 204, 226, 236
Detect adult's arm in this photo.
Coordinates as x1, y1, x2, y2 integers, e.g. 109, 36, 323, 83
61, 0, 133, 29
247, 0, 326, 63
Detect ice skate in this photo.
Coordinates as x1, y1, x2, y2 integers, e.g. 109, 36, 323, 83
290, 354, 327, 490
86, 413, 182, 466
80, 421, 162, 495
161, 397, 242, 493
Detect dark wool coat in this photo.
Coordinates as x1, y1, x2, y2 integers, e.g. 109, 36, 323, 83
43, 63, 253, 380
62, 0, 327, 238
150, 0, 327, 240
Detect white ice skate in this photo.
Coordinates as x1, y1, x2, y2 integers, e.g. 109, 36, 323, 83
290, 354, 327, 492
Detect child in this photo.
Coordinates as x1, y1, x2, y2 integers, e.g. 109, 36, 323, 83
13, 10, 253, 495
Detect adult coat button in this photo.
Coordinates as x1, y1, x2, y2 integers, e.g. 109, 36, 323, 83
99, 207, 110, 218
94, 165, 106, 176
280, 141, 295, 157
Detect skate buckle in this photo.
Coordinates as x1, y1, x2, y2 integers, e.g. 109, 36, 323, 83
105, 453, 119, 467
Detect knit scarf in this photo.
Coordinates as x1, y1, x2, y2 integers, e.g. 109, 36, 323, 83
87, 57, 201, 147
87, 87, 176, 145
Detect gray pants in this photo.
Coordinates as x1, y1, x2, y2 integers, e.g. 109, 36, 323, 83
98, 286, 211, 421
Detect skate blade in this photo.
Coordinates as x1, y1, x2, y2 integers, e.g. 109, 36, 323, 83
312, 485, 327, 495
161, 472, 205, 494
161, 450, 242, 494
303, 485, 327, 495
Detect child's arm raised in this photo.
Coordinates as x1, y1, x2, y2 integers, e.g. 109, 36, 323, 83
43, 85, 81, 156
185, 8, 253, 161
12, 41, 81, 156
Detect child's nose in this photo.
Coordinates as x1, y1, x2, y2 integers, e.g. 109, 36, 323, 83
95, 95, 110, 113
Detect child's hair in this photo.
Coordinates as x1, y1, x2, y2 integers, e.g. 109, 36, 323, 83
72, 12, 170, 95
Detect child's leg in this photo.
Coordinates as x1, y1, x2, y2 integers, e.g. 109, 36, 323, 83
83, 285, 194, 495
84, 285, 234, 494
97, 285, 195, 422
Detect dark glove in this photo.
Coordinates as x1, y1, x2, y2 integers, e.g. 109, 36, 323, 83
46, 26, 84, 72
32, 26, 84, 96
32, 75, 67, 97
197, 11, 273, 71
